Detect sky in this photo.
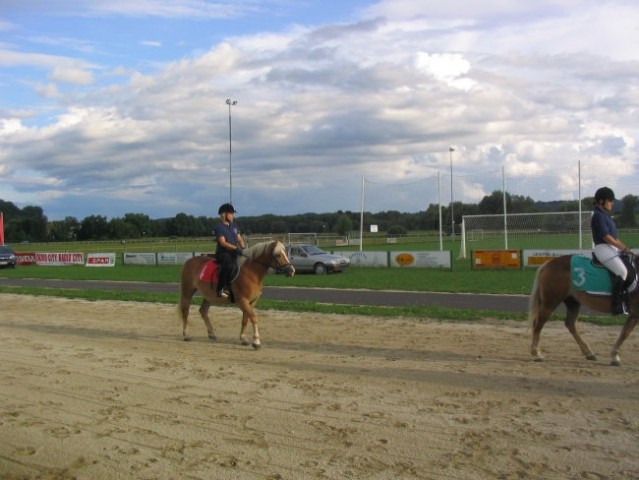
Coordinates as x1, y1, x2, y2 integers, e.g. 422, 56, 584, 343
1, 0, 639, 221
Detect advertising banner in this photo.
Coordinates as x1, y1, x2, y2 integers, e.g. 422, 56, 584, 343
472, 250, 520, 269
35, 252, 85, 266
390, 251, 451, 269
86, 253, 116, 267
16, 252, 37, 265
335, 250, 388, 267
157, 252, 194, 265
123, 252, 157, 265
523, 249, 591, 267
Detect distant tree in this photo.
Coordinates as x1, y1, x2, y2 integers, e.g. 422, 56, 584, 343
335, 214, 353, 236
618, 194, 638, 228
19, 206, 48, 241
173, 213, 202, 237
122, 213, 154, 238
270, 220, 288, 234
48, 216, 80, 241
387, 225, 408, 236
78, 215, 109, 240
109, 218, 138, 239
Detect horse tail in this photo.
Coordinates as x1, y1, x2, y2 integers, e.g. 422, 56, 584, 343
528, 261, 547, 331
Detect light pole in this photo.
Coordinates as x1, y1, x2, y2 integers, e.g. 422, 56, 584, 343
226, 98, 237, 204
449, 147, 455, 240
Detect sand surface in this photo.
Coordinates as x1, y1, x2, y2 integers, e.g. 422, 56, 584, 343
1, 293, 638, 479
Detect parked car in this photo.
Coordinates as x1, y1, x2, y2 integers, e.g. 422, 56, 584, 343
0, 245, 17, 268
285, 243, 350, 274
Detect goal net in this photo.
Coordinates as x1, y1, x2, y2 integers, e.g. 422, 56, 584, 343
459, 211, 592, 258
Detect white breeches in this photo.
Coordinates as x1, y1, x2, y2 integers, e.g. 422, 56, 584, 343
594, 243, 628, 280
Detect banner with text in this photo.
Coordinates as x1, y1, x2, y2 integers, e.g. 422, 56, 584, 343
123, 252, 157, 265
16, 252, 37, 265
334, 251, 388, 267
522, 249, 591, 267
35, 252, 85, 266
86, 253, 116, 267
390, 251, 452, 269
157, 252, 194, 265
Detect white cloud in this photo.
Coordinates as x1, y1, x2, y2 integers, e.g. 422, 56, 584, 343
1, 0, 638, 220
50, 66, 95, 85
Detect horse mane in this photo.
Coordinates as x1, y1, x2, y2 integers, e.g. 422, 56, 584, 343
239, 240, 283, 266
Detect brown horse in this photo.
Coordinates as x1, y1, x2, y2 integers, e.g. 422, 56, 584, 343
178, 240, 295, 349
529, 253, 638, 366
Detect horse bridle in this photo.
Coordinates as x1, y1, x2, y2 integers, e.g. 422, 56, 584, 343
242, 248, 294, 274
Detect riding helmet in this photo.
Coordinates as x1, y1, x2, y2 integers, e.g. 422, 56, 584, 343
594, 187, 615, 203
218, 203, 236, 215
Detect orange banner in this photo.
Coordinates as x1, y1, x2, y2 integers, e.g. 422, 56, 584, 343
472, 250, 521, 269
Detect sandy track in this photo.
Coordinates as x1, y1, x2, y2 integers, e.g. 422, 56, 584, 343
1, 294, 638, 479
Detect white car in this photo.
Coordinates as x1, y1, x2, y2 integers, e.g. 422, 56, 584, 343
285, 244, 350, 275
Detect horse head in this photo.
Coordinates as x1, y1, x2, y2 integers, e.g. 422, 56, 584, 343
243, 241, 295, 276
271, 241, 295, 277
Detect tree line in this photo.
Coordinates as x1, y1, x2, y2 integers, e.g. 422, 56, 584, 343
1, 192, 637, 243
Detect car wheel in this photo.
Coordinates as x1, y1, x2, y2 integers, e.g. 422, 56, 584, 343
313, 263, 327, 275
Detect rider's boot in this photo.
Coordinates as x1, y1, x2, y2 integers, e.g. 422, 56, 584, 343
611, 275, 628, 315
216, 280, 228, 298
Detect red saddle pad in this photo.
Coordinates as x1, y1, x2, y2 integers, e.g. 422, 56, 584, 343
199, 259, 220, 283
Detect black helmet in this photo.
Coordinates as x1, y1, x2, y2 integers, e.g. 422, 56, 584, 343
218, 203, 236, 215
594, 187, 615, 203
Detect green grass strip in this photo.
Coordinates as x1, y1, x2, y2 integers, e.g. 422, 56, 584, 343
0, 285, 620, 326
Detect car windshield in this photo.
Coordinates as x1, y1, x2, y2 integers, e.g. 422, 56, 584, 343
302, 245, 325, 255
0, 246, 13, 254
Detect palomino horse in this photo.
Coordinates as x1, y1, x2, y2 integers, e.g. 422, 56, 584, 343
529, 253, 638, 366
178, 240, 295, 349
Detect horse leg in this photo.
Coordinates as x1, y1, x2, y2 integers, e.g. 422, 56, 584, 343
199, 299, 217, 341
237, 299, 260, 349
610, 315, 638, 366
530, 305, 552, 361
563, 297, 597, 361
179, 287, 196, 341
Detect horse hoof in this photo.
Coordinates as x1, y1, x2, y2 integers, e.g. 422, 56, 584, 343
611, 360, 622, 367
533, 357, 544, 362
208, 335, 217, 342
586, 354, 597, 361
183, 337, 192, 342
240, 339, 250, 346
252, 342, 261, 350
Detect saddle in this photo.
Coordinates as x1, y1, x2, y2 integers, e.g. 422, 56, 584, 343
572, 253, 638, 295
198, 256, 241, 286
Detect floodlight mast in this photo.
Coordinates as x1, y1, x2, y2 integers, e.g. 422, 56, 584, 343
226, 99, 237, 204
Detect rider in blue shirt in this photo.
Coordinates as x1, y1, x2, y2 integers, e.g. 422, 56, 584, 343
591, 187, 632, 314
214, 203, 245, 298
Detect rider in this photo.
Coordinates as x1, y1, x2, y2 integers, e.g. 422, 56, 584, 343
591, 187, 632, 315
214, 203, 245, 298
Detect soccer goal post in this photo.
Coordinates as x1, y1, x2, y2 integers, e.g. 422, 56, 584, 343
459, 211, 592, 259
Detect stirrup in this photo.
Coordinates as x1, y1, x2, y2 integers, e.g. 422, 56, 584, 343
216, 290, 228, 298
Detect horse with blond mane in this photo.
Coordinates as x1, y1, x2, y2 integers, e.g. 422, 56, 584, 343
178, 240, 295, 349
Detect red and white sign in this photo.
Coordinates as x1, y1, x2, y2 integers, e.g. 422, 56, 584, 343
35, 252, 85, 266
16, 252, 37, 265
86, 253, 116, 267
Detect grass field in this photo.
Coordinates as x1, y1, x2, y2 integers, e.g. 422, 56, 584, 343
3, 235, 633, 325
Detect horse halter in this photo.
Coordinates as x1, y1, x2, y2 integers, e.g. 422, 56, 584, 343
268, 251, 295, 276
247, 245, 295, 275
